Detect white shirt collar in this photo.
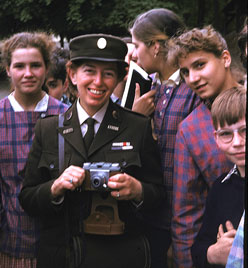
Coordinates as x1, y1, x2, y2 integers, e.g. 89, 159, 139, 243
168, 69, 181, 85
152, 69, 181, 87
221, 165, 239, 183
8, 92, 49, 112
77, 98, 109, 125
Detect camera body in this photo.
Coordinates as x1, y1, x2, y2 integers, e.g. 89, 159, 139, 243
83, 162, 121, 191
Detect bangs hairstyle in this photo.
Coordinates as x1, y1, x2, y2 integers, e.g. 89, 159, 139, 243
211, 86, 246, 130
1, 32, 55, 69
171, 25, 228, 66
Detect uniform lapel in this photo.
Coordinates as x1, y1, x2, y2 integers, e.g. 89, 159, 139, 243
88, 101, 127, 156
57, 102, 88, 160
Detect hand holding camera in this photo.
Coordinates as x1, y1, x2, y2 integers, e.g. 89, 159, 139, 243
83, 162, 122, 191
83, 162, 143, 202
108, 172, 143, 202
51, 165, 86, 198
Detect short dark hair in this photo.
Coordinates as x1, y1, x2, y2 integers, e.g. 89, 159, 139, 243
47, 47, 69, 83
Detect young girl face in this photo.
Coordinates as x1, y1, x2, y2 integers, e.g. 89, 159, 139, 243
179, 50, 231, 100
6, 47, 47, 96
214, 118, 246, 177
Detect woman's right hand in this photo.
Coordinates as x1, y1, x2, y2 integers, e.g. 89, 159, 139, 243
132, 83, 156, 116
51, 165, 85, 198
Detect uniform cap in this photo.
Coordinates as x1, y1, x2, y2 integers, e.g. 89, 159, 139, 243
69, 34, 128, 67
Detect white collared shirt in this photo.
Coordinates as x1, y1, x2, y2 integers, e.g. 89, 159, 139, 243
8, 92, 49, 112
152, 69, 181, 87
77, 99, 109, 137
221, 165, 239, 183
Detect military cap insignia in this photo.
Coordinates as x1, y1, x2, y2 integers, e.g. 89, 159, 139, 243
97, 37, 107, 49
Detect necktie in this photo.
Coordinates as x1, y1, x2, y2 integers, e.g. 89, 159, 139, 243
84, 118, 95, 152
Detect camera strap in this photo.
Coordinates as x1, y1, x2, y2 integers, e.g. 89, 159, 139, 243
58, 113, 65, 174
58, 113, 85, 268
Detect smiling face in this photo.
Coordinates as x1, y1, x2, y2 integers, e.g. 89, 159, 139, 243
6, 47, 47, 98
69, 60, 119, 116
179, 50, 232, 100
214, 118, 246, 177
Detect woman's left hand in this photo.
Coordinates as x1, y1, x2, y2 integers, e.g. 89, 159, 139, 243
107, 173, 143, 202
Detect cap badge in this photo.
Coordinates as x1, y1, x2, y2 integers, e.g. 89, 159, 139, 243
97, 38, 107, 49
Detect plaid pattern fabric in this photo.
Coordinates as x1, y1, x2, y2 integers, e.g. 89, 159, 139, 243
153, 82, 201, 229
0, 96, 68, 258
0, 252, 36, 268
172, 102, 233, 268
226, 211, 244, 268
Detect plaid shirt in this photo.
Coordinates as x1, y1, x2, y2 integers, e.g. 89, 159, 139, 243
226, 211, 244, 268
0, 96, 68, 258
172, 102, 233, 268
153, 81, 201, 229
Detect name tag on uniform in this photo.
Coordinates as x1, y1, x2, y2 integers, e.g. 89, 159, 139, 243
63, 128, 74, 134
107, 125, 119, 131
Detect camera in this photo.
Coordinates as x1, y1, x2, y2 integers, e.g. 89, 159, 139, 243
83, 162, 122, 191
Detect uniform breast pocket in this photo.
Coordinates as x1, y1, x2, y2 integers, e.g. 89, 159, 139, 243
104, 151, 141, 169
38, 151, 59, 180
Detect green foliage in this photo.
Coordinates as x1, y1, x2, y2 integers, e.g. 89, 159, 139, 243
0, 0, 246, 42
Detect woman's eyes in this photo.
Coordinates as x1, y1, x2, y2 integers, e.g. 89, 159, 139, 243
31, 63, 43, 68
104, 71, 115, 77
196, 62, 205, 68
13, 64, 24, 69
84, 68, 94, 73
13, 63, 42, 69
83, 68, 115, 77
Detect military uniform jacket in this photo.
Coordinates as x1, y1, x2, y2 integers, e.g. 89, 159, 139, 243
19, 100, 165, 268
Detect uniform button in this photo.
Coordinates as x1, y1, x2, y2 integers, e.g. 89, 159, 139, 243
40, 113, 46, 118
121, 161, 127, 167
163, 100, 166, 105
160, 111, 163, 117
50, 163, 55, 169
166, 89, 170, 94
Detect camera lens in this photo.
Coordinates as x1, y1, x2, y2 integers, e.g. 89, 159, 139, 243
93, 178, 100, 187
91, 173, 106, 189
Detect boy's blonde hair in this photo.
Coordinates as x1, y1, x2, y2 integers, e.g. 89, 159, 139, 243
211, 86, 246, 130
